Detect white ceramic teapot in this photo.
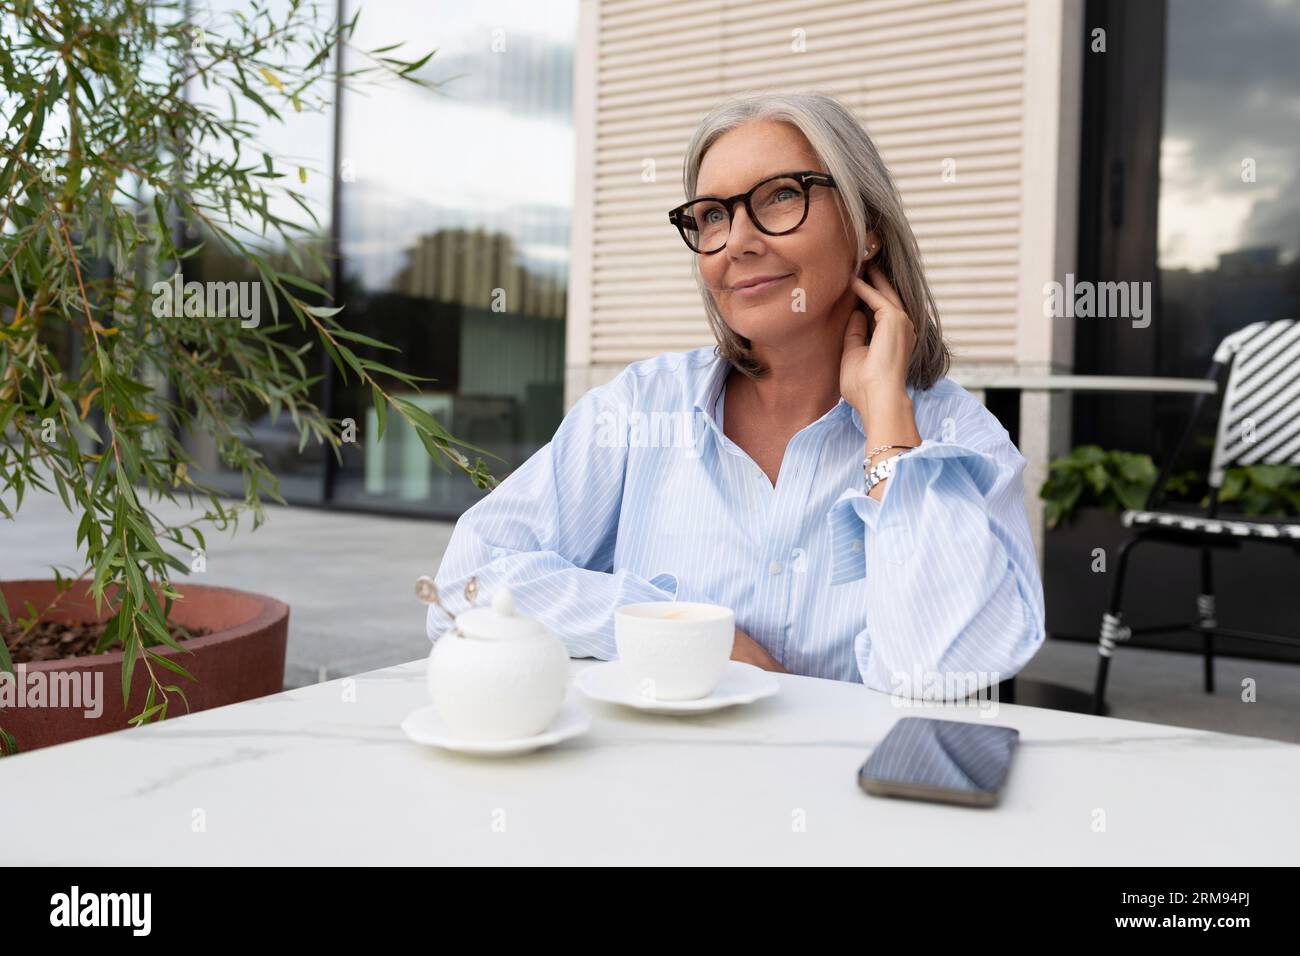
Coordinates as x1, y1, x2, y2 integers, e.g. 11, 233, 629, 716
416, 576, 569, 740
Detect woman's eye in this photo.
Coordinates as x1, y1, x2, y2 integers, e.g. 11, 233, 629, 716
768, 188, 799, 204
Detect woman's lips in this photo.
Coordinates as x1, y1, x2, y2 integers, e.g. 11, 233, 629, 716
730, 273, 794, 297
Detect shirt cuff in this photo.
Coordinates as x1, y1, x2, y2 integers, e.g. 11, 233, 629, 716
826, 484, 883, 585
647, 571, 680, 599
825, 440, 1001, 585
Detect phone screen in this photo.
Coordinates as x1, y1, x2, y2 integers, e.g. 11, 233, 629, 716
858, 717, 1019, 808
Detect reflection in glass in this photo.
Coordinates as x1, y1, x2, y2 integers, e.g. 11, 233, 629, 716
178, 0, 335, 503
1153, 0, 1300, 473
1158, 0, 1300, 379
332, 0, 576, 515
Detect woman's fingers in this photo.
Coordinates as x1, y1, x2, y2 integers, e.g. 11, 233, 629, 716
732, 629, 786, 672
852, 273, 910, 342
853, 274, 890, 311
866, 261, 905, 310
842, 308, 869, 350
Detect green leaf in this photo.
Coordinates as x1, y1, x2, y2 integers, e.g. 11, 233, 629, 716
373, 385, 387, 441
94, 611, 122, 654
1084, 463, 1109, 496
141, 610, 189, 654
1113, 481, 1147, 511
334, 342, 363, 379
1251, 465, 1290, 490
277, 272, 330, 297
301, 304, 344, 319
127, 702, 165, 726
67, 61, 97, 107
121, 631, 139, 710
147, 650, 197, 684
357, 358, 426, 385
332, 328, 399, 352
399, 50, 436, 75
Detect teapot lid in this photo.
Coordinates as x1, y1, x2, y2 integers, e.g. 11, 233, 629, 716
454, 587, 548, 641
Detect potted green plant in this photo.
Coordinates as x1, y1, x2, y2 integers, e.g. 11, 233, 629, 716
1039, 445, 1161, 531
0, 0, 498, 754
1039, 445, 1300, 659
1216, 464, 1300, 516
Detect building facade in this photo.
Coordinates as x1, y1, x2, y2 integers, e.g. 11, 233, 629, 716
568, 0, 1082, 558
187, 0, 1300, 567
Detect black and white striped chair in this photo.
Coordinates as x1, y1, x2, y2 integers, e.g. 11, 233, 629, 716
1092, 319, 1300, 714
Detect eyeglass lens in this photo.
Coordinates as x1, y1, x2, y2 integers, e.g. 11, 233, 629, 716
681, 176, 809, 252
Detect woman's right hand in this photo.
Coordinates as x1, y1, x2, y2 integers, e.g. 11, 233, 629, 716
732, 627, 788, 673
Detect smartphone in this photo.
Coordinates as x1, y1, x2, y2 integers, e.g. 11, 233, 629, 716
857, 717, 1019, 808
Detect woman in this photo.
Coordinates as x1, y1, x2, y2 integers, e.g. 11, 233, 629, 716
427, 91, 1045, 696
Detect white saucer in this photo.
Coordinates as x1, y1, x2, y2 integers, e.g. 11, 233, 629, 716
401, 700, 591, 756
574, 660, 779, 714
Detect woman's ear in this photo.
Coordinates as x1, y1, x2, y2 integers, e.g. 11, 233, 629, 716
860, 234, 882, 270
857, 247, 877, 277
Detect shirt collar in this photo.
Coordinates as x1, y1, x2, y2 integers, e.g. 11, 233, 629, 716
692, 350, 917, 439
691, 350, 732, 425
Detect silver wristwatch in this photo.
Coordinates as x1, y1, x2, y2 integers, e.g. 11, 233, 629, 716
863, 451, 905, 493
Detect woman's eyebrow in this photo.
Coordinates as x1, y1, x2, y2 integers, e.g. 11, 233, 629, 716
689, 184, 730, 200
691, 169, 805, 200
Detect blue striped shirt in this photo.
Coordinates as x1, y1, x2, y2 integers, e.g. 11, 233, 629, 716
428, 346, 1045, 694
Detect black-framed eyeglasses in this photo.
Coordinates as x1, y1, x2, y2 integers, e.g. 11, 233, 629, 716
667, 170, 837, 254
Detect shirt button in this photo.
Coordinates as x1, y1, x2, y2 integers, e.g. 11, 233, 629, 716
852, 538, 863, 552
768, 560, 783, 575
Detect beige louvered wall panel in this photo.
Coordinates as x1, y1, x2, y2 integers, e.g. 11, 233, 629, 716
586, 0, 1028, 367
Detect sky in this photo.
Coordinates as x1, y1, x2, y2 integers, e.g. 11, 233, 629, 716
173, 0, 1299, 282
1158, 0, 1300, 270
185, 0, 577, 290
338, 0, 577, 290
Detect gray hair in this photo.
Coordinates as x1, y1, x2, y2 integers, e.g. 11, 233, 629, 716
681, 90, 950, 390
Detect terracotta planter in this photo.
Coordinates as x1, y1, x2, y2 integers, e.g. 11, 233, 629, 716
0, 580, 288, 754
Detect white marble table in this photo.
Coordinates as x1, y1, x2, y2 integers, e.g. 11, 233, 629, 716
1, 658, 1295, 865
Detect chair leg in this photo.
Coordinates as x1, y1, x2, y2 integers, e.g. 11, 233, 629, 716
1198, 546, 1217, 694
1093, 536, 1139, 715
1092, 653, 1110, 716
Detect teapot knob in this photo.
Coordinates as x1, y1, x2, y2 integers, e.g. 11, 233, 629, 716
491, 588, 516, 617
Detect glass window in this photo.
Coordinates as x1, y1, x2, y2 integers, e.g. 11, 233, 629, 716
1075, 0, 1300, 463
1157, 0, 1300, 380
179, 0, 335, 503
333, 0, 576, 516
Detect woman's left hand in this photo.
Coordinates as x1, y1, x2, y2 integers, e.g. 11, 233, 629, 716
732, 627, 788, 673
839, 261, 917, 410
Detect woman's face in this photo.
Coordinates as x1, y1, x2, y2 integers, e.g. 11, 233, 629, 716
694, 119, 867, 350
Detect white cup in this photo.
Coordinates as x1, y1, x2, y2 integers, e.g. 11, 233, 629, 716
614, 602, 735, 700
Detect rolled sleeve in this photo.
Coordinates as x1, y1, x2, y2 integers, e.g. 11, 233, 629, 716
826, 440, 997, 583
825, 435, 1045, 695
427, 372, 681, 661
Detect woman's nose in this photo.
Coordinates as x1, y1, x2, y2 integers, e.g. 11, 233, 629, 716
725, 203, 766, 255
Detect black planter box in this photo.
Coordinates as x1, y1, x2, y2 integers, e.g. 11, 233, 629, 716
1044, 506, 1300, 664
